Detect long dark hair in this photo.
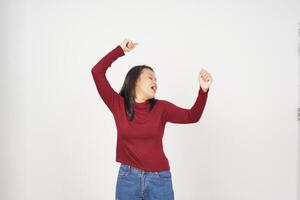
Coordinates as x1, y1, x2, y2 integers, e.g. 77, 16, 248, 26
119, 65, 157, 121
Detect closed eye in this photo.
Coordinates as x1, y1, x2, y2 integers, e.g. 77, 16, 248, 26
149, 76, 157, 81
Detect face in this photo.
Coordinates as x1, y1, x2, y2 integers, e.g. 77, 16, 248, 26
135, 68, 158, 101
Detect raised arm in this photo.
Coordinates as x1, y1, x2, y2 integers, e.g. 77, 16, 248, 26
91, 39, 138, 113
162, 68, 213, 124
91, 45, 124, 113
162, 87, 209, 124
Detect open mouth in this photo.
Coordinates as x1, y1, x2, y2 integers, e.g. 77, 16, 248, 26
150, 86, 157, 93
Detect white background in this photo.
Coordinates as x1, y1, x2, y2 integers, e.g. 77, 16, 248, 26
1, 0, 299, 199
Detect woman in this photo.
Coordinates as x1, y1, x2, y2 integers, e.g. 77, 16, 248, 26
91, 39, 213, 200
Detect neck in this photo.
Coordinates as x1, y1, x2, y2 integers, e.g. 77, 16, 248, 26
135, 96, 147, 103
135, 91, 148, 103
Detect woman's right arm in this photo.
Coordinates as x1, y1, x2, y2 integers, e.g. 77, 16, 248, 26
91, 45, 125, 113
91, 39, 138, 113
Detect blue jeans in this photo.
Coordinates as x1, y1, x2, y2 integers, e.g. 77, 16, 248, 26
115, 163, 175, 200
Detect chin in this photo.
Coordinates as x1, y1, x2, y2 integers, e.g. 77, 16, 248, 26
147, 94, 155, 99
146, 90, 156, 99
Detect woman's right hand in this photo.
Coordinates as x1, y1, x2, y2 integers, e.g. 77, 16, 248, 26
120, 39, 138, 52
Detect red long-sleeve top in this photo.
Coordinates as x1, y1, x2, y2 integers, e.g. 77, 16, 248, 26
91, 45, 209, 172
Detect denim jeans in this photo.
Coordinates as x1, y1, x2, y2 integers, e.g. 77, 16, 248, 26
115, 163, 174, 200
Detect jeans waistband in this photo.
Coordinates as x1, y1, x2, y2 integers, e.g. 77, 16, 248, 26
121, 163, 164, 174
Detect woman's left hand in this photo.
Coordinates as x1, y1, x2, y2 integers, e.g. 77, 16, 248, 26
199, 68, 213, 92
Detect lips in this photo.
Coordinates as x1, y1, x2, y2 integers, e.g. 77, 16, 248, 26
150, 85, 157, 93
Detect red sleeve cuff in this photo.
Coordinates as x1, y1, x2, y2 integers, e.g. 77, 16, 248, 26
115, 45, 125, 57
199, 87, 209, 94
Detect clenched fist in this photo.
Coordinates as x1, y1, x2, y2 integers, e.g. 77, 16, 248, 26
199, 68, 213, 92
120, 39, 138, 52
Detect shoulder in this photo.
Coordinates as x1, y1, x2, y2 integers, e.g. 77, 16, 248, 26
155, 99, 172, 108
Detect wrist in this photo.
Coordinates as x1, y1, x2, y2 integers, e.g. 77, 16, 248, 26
200, 87, 208, 93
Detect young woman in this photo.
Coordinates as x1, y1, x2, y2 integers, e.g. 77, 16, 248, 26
91, 39, 213, 200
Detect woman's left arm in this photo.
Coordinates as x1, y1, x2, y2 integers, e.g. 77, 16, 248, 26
162, 87, 209, 124
162, 68, 213, 124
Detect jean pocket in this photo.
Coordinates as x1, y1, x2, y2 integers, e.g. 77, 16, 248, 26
157, 170, 172, 180
118, 164, 131, 177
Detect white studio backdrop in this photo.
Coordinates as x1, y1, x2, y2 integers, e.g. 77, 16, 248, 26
1, 0, 299, 200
